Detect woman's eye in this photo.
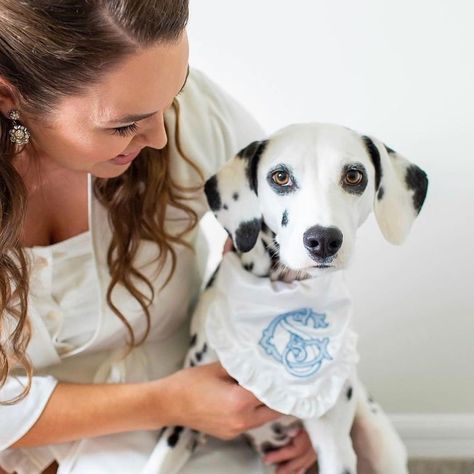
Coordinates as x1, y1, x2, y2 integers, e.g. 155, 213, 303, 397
272, 170, 291, 186
111, 122, 139, 137
344, 169, 364, 186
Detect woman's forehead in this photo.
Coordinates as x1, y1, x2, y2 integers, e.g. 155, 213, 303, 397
53, 35, 189, 126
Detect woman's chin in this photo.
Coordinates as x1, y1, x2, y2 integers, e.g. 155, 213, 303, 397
91, 161, 133, 178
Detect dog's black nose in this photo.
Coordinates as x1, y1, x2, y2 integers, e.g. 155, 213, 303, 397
303, 225, 343, 260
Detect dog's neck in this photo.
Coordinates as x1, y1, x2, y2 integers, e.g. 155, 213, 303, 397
237, 221, 312, 283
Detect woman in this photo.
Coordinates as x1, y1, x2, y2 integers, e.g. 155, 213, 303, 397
0, 1, 316, 473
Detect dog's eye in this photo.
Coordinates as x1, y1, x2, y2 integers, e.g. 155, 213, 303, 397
272, 170, 291, 186
344, 170, 364, 186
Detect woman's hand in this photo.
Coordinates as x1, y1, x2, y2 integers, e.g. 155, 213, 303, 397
154, 362, 282, 440
264, 428, 317, 474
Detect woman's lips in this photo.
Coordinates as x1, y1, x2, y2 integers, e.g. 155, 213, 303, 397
110, 149, 141, 165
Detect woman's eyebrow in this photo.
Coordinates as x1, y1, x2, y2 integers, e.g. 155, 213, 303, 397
108, 65, 190, 125
109, 111, 156, 125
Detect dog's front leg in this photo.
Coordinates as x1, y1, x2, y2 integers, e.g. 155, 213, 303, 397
351, 378, 408, 474
304, 377, 358, 474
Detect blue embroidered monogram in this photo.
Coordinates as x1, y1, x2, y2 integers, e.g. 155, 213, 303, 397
259, 308, 333, 378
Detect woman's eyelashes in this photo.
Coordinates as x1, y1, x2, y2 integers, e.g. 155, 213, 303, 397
111, 122, 139, 137
109, 89, 186, 138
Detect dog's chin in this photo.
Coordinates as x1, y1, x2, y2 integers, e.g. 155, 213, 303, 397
288, 255, 348, 276
305, 264, 338, 278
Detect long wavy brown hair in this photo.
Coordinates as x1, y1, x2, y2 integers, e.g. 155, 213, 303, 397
0, 0, 203, 405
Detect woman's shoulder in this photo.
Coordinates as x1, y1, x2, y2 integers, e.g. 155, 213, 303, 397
165, 68, 266, 181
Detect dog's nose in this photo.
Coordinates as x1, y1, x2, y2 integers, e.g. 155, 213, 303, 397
303, 225, 343, 259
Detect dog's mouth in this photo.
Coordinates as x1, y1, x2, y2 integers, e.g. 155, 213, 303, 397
310, 255, 337, 270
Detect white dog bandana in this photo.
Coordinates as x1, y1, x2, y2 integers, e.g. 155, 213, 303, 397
206, 252, 359, 419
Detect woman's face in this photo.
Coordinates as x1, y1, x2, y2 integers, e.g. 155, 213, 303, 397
21, 32, 189, 178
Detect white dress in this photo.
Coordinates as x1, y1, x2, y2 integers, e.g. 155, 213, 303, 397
0, 69, 269, 474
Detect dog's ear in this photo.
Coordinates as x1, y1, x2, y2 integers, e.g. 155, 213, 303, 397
361, 135, 428, 244
204, 140, 268, 252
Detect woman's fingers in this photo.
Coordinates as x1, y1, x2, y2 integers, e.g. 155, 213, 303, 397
275, 451, 316, 474
264, 430, 317, 474
263, 430, 307, 464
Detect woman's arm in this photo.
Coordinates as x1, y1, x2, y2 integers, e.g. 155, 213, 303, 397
10, 380, 155, 448
11, 362, 280, 448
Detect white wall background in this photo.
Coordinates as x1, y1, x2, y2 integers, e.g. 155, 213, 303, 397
187, 0, 474, 422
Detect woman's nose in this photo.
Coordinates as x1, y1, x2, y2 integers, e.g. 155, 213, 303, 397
136, 113, 168, 150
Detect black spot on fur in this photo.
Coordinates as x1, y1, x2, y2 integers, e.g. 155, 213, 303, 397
189, 333, 197, 347
362, 136, 382, 191
270, 423, 288, 441
260, 222, 280, 269
193, 343, 208, 364
384, 143, 396, 154
405, 164, 428, 213
346, 386, 353, 400
342, 469, 352, 474
204, 175, 221, 211
271, 422, 284, 435
377, 186, 384, 200
260, 442, 280, 454
189, 360, 195, 367
237, 140, 268, 194
243, 262, 254, 272
235, 218, 262, 252
261, 241, 280, 271
223, 204, 228, 210
167, 426, 184, 448
281, 209, 289, 227
232, 192, 239, 201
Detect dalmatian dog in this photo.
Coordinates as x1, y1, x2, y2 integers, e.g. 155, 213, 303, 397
143, 123, 428, 474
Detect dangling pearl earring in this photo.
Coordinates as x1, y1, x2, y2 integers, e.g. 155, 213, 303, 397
8, 110, 30, 145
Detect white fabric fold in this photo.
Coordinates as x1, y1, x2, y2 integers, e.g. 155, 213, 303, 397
206, 252, 359, 419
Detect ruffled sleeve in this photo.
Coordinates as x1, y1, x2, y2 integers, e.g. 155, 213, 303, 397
0, 375, 58, 451
0, 297, 61, 451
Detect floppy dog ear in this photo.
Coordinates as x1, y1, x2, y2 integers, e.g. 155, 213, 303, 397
204, 140, 268, 252
362, 136, 428, 244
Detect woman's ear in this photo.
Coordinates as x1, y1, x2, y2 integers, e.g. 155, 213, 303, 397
0, 77, 18, 118
204, 140, 268, 253
362, 135, 428, 244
